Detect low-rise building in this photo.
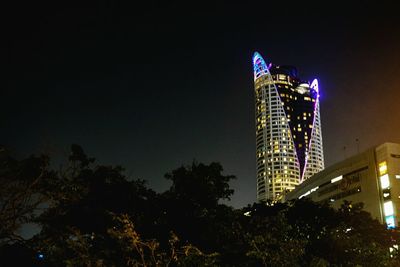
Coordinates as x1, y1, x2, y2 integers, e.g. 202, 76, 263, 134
283, 142, 400, 228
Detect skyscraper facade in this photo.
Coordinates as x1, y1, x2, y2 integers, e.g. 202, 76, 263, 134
253, 52, 324, 202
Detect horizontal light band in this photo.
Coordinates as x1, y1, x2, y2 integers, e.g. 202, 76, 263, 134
331, 175, 343, 183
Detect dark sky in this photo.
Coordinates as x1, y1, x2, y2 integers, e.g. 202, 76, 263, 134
4, 1, 400, 208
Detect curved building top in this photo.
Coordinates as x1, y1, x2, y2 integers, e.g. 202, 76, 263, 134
252, 52, 317, 93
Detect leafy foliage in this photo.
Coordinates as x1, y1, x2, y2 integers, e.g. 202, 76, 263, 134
0, 147, 54, 245
1, 145, 399, 266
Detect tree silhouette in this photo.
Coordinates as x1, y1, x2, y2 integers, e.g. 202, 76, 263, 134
0, 147, 54, 245
1, 145, 399, 266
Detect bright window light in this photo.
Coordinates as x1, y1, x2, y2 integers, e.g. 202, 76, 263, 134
396, 175, 400, 179
379, 161, 388, 176
384, 201, 394, 216
380, 174, 390, 189
385, 215, 396, 229
331, 175, 343, 183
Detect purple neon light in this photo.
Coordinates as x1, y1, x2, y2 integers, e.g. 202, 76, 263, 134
300, 80, 320, 182
310, 78, 319, 93
252, 52, 270, 81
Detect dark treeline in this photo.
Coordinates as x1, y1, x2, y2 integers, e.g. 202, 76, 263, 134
0, 145, 399, 266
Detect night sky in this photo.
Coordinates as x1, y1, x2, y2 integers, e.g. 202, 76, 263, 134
4, 1, 400, 208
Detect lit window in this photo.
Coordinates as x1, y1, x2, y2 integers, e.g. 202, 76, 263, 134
380, 174, 390, 189
384, 201, 394, 216
396, 175, 400, 179
385, 215, 396, 229
379, 161, 388, 175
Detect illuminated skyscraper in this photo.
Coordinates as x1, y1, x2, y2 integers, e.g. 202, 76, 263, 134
253, 52, 324, 202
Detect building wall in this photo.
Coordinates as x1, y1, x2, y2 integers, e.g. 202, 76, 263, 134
253, 52, 324, 202
284, 143, 400, 228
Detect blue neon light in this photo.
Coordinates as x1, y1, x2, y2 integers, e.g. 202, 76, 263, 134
386, 215, 396, 229
252, 52, 270, 80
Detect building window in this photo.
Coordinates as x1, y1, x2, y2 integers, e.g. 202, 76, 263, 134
384, 201, 394, 216
379, 161, 388, 176
385, 215, 396, 229
380, 174, 390, 189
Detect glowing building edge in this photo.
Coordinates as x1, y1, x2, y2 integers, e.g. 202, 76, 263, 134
253, 52, 325, 202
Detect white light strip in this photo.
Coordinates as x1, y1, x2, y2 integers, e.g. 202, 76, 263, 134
299, 186, 319, 199
331, 175, 343, 183
299, 191, 310, 199
310, 186, 319, 192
